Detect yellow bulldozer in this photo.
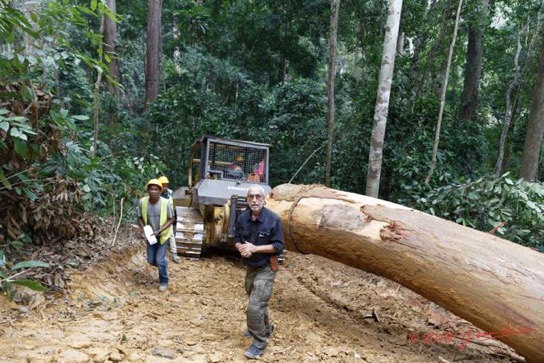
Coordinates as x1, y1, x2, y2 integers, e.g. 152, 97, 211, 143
173, 136, 278, 259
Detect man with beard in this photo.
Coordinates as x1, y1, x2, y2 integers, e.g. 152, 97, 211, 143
234, 185, 284, 359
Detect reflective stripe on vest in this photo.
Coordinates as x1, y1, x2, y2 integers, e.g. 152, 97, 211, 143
141, 196, 172, 244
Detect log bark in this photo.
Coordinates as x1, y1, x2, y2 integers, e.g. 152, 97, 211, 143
144, 0, 162, 108
267, 184, 544, 363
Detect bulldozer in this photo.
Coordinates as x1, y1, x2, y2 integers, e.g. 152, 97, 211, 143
172, 136, 277, 259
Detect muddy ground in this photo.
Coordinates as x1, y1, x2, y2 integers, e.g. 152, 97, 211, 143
0, 232, 522, 362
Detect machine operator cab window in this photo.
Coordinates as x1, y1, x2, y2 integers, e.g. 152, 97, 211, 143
198, 137, 269, 184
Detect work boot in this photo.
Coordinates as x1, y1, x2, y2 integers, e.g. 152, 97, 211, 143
159, 283, 168, 292
172, 253, 180, 263
244, 344, 265, 359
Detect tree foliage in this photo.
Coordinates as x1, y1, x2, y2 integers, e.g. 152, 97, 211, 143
0, 0, 543, 275
0, 1, 162, 293
416, 174, 544, 252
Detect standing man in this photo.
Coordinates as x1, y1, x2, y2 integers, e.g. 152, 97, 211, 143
137, 179, 175, 292
158, 176, 180, 263
234, 185, 284, 359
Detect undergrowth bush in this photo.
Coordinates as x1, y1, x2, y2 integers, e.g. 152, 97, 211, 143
415, 173, 544, 252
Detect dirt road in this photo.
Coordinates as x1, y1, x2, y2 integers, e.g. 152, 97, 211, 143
0, 238, 518, 362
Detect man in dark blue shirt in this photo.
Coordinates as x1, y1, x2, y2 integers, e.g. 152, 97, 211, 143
235, 184, 284, 359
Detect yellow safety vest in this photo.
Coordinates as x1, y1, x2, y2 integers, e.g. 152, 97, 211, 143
161, 190, 175, 208
141, 196, 172, 244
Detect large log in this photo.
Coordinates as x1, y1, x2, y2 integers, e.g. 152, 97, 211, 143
267, 184, 544, 363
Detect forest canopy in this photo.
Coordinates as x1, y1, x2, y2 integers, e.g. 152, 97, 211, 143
1, 0, 543, 278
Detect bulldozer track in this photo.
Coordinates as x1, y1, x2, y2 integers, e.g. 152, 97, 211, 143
174, 206, 205, 259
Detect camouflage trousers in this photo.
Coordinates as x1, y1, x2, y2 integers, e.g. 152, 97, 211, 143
244, 264, 276, 349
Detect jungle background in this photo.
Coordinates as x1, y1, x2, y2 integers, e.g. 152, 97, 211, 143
1, 0, 544, 361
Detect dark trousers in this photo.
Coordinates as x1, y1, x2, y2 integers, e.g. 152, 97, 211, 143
244, 265, 276, 349
146, 241, 168, 284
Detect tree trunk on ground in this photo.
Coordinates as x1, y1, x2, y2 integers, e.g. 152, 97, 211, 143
144, 0, 162, 109
365, 0, 403, 198
326, 0, 340, 188
267, 183, 544, 363
520, 37, 544, 181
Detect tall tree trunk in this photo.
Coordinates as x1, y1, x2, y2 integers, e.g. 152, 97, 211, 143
458, 0, 488, 123
495, 26, 524, 176
365, 0, 403, 198
326, 0, 340, 187
144, 0, 162, 109
8, 1, 22, 54
501, 9, 543, 176
279, 9, 289, 84
520, 37, 544, 181
410, 0, 448, 112
396, 31, 404, 55
267, 183, 544, 363
92, 17, 105, 157
425, 0, 463, 185
103, 0, 119, 124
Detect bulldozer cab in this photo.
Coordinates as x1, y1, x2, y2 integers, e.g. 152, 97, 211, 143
188, 136, 271, 199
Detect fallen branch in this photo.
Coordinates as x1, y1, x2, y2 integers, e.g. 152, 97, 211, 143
110, 197, 124, 247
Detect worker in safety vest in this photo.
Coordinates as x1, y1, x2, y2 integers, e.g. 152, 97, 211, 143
137, 179, 175, 292
158, 176, 180, 263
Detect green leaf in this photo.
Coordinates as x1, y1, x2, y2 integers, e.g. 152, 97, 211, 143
526, 200, 539, 212
13, 139, 29, 158
19, 85, 36, 102
10, 127, 27, 140
0, 121, 9, 131
72, 115, 89, 121
22, 187, 38, 201
0, 168, 10, 189
11, 261, 50, 270
11, 279, 47, 292
8, 116, 28, 122
10, 241, 23, 249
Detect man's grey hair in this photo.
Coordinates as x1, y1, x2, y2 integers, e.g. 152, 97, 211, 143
247, 184, 266, 197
